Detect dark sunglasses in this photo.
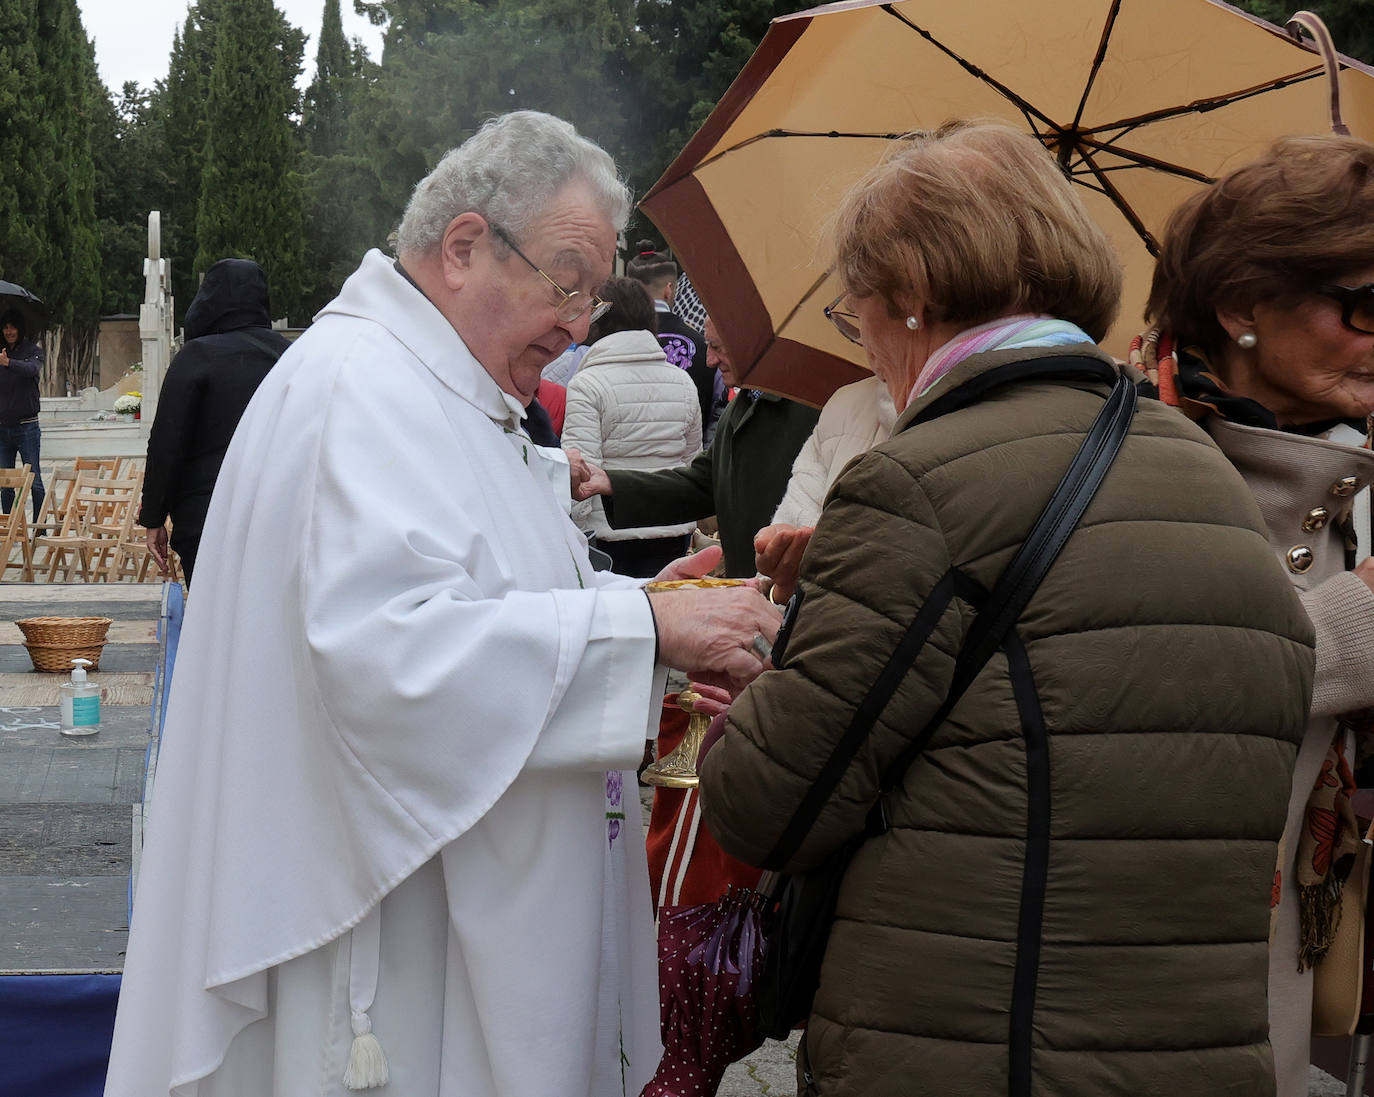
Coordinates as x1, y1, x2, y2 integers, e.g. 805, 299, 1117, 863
1316, 283, 1374, 336
823, 293, 862, 346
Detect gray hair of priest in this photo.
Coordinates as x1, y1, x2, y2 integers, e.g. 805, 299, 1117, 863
395, 111, 632, 255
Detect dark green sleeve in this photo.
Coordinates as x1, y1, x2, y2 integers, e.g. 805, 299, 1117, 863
604, 419, 722, 529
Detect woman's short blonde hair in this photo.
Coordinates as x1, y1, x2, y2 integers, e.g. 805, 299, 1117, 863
1147, 134, 1374, 355
832, 120, 1122, 342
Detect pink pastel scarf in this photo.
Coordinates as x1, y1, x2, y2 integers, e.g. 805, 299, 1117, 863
911, 315, 1094, 403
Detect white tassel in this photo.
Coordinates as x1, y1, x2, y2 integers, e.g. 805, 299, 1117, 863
342, 1008, 389, 1090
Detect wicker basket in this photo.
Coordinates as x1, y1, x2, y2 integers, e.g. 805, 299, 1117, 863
15, 616, 112, 673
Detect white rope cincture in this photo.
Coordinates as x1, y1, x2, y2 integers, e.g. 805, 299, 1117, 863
342, 905, 389, 1090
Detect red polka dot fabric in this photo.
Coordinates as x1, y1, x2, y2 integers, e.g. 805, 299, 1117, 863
641, 889, 769, 1097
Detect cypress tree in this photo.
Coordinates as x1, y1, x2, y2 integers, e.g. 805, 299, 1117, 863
194, 0, 306, 322
160, 1, 220, 320
39, 6, 101, 309
302, 0, 350, 157
28, 0, 102, 387
0, 0, 47, 293
299, 5, 389, 321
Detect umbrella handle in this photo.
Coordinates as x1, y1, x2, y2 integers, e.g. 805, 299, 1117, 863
1286, 10, 1352, 136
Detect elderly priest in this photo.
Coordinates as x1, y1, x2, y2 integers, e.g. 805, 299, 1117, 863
103, 111, 779, 1097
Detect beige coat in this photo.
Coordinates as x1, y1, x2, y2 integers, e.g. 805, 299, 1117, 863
1202, 416, 1374, 1097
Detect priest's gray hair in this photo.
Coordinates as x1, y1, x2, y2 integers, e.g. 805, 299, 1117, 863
396, 111, 631, 255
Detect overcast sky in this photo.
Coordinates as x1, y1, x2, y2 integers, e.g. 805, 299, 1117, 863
79, 0, 386, 95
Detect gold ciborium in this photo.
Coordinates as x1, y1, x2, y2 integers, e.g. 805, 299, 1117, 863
640, 577, 743, 789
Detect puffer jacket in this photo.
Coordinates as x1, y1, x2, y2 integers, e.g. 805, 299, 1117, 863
772, 374, 896, 528
700, 345, 1314, 1097
563, 328, 702, 541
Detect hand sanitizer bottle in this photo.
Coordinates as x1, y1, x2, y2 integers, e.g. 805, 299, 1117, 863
59, 658, 100, 737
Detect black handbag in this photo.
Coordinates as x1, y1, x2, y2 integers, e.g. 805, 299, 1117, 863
755, 368, 1137, 1040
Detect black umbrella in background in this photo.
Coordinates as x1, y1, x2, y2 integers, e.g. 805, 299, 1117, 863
0, 281, 45, 338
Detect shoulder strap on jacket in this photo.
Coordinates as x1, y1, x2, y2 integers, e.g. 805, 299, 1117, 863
760, 372, 1136, 870
872, 371, 1136, 816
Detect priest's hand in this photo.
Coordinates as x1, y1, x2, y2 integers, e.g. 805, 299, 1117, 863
754, 523, 814, 604
647, 584, 780, 691
566, 449, 611, 501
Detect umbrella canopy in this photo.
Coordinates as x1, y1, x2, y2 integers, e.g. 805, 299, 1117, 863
640, 0, 1374, 406
0, 280, 45, 339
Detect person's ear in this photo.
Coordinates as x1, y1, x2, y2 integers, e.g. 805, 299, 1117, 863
1214, 303, 1258, 345
439, 213, 489, 290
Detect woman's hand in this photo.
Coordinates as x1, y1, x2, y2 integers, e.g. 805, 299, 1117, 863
1357, 556, 1374, 595
686, 682, 735, 717
754, 523, 814, 604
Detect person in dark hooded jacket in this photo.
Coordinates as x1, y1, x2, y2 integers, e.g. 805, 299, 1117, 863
0, 309, 46, 522
139, 258, 288, 583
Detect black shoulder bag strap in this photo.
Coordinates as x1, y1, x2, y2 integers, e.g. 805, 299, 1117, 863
762, 370, 1137, 870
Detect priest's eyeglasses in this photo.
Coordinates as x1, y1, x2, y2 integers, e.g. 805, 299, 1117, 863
489, 223, 611, 325
824, 292, 863, 346
1316, 283, 1374, 335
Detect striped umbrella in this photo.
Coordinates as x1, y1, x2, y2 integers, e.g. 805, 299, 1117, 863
641, 1, 1374, 406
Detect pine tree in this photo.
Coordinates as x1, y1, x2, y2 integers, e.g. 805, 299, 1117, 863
358, 0, 637, 212
627, 0, 798, 198
194, 0, 306, 322
93, 81, 172, 315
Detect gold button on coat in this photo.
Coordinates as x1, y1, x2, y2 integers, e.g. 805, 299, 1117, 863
1330, 476, 1360, 497
1286, 546, 1315, 573
1303, 507, 1330, 532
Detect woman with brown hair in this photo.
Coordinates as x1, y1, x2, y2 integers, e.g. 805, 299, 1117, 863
697, 121, 1316, 1097
1141, 133, 1374, 1097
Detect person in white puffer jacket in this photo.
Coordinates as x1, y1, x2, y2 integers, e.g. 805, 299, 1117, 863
756, 373, 896, 602
563, 277, 703, 576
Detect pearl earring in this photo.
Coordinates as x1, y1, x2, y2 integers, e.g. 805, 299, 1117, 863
905, 316, 920, 331
1237, 331, 1257, 349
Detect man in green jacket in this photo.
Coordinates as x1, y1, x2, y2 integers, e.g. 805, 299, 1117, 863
569, 318, 819, 576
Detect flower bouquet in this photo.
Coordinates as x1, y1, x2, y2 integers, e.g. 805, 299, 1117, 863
114, 392, 142, 420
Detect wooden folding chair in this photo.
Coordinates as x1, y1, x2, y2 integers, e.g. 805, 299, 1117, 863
85, 470, 144, 582
33, 471, 140, 582
114, 456, 145, 479
98, 469, 172, 584
74, 457, 119, 479
0, 466, 35, 582
32, 463, 80, 542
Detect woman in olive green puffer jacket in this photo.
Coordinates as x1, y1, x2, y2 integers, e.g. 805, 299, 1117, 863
699, 123, 1315, 1097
